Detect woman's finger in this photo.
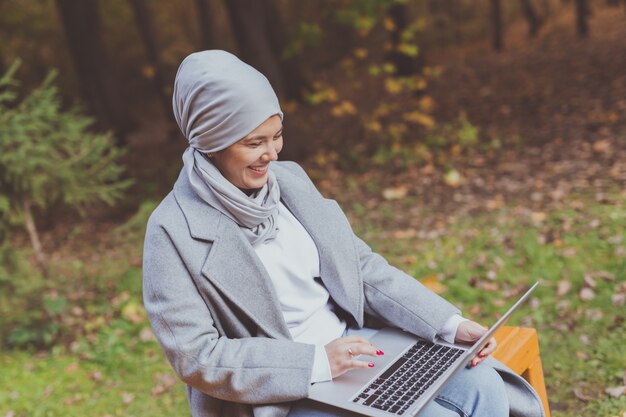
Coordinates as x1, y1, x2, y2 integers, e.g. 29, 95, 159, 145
325, 336, 384, 378
346, 340, 383, 359
469, 337, 497, 367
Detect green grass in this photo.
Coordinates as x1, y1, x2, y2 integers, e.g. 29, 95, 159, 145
0, 346, 189, 417
0, 191, 624, 416
353, 192, 626, 417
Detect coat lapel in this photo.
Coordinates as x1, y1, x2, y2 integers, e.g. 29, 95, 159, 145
173, 171, 291, 340
201, 218, 292, 340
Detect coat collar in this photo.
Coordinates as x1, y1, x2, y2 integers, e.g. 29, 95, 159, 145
172, 162, 364, 339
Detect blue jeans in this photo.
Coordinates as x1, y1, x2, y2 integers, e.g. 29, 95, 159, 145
288, 328, 509, 417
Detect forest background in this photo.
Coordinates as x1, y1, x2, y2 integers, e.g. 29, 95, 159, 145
0, 0, 625, 416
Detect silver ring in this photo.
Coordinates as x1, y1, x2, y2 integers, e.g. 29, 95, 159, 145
347, 347, 354, 357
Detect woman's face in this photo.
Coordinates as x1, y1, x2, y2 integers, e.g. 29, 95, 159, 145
212, 115, 284, 191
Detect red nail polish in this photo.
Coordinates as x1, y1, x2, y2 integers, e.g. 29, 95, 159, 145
376, 350, 384, 356
473, 362, 479, 367
368, 363, 375, 368
478, 353, 485, 358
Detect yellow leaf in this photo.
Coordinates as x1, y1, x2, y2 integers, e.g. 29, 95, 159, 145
365, 120, 382, 133
451, 144, 462, 155
354, 48, 368, 59
122, 301, 146, 324
402, 111, 435, 128
413, 77, 427, 90
419, 96, 435, 112
444, 169, 463, 188
382, 186, 408, 200
331, 100, 357, 117
142, 66, 155, 79
281, 100, 299, 113
383, 17, 396, 31
421, 275, 447, 294
326, 88, 338, 102
398, 43, 419, 57
385, 78, 403, 94
531, 212, 547, 222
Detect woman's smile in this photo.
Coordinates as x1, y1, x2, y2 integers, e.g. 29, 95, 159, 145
211, 115, 283, 191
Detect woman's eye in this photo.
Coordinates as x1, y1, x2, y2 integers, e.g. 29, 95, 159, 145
247, 141, 262, 148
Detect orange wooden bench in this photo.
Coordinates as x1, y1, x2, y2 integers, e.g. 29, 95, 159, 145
492, 326, 550, 417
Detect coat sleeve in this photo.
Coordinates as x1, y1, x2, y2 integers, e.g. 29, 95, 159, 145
354, 234, 461, 341
142, 213, 314, 404
279, 161, 461, 341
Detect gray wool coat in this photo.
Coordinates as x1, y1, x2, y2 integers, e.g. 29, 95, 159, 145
143, 161, 545, 417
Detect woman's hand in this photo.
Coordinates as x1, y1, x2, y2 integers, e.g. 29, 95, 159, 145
454, 320, 497, 367
325, 336, 384, 379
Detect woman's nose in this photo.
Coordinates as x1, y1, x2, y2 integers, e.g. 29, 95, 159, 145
262, 143, 279, 161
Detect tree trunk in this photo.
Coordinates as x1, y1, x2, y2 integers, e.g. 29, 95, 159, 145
520, 0, 542, 38
386, 3, 420, 76
541, 0, 552, 17
127, 0, 171, 119
223, 0, 305, 100
490, 0, 504, 51
195, 0, 215, 49
22, 199, 48, 278
55, 0, 133, 143
575, 0, 590, 37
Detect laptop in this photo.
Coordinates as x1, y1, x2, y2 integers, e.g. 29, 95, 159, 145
308, 282, 539, 416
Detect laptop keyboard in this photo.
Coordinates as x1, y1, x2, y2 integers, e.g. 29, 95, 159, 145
351, 340, 465, 415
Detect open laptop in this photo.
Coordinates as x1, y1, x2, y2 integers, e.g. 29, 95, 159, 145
308, 282, 539, 416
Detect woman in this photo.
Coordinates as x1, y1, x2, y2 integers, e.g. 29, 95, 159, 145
143, 50, 544, 417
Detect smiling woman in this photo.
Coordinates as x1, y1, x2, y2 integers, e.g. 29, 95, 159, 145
142, 50, 545, 417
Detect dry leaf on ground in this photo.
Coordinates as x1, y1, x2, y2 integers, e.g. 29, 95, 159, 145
604, 386, 626, 397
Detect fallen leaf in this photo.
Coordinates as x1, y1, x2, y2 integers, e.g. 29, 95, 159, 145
612, 294, 626, 307
468, 305, 481, 315
594, 270, 615, 281
583, 274, 597, 288
556, 280, 572, 297
576, 351, 589, 360
42, 385, 53, 398
604, 386, 625, 397
64, 362, 79, 373
592, 139, 611, 154
140, 327, 155, 342
579, 288, 595, 302
573, 386, 592, 401
492, 299, 506, 307
585, 309, 603, 321
89, 371, 103, 382
531, 212, 547, 222
404, 255, 417, 265
444, 169, 463, 188
121, 301, 145, 324
382, 186, 408, 200
151, 373, 178, 397
121, 392, 134, 404
63, 394, 82, 406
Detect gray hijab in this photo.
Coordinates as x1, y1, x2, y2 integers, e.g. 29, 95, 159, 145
173, 50, 283, 245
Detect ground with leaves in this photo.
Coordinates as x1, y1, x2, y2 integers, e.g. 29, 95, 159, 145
1, 6, 625, 417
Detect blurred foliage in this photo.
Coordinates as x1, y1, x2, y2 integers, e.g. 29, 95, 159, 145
0, 61, 132, 251
0, 201, 149, 349
0, 245, 51, 348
